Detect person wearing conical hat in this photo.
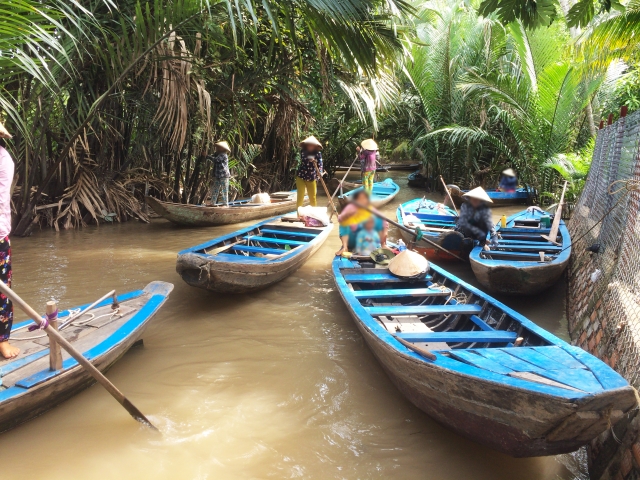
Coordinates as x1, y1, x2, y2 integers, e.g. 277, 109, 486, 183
456, 187, 497, 245
296, 136, 324, 208
498, 168, 517, 193
207, 141, 231, 206
359, 138, 380, 195
0, 122, 18, 359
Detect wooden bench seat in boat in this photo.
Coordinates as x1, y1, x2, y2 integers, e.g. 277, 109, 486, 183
375, 303, 450, 351
343, 272, 433, 283
232, 245, 287, 255
480, 251, 555, 259
243, 235, 308, 246
395, 331, 518, 343
365, 304, 482, 316
489, 245, 562, 252
353, 288, 450, 298
259, 228, 317, 238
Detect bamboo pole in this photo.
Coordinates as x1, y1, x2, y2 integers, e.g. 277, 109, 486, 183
440, 176, 459, 216
311, 160, 339, 220
348, 200, 467, 262
46, 301, 62, 371
329, 154, 359, 202
541, 181, 568, 245
0, 281, 158, 430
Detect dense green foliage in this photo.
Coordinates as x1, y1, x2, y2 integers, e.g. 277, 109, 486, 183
0, 0, 638, 233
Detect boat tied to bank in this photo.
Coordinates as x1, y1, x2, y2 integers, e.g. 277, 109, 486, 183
146, 191, 307, 227
0, 281, 173, 433
332, 255, 636, 457
177, 213, 333, 293
469, 207, 571, 295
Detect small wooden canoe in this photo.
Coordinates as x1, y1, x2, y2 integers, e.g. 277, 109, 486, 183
469, 208, 571, 295
449, 186, 533, 207
408, 171, 428, 188
145, 191, 308, 227
177, 215, 333, 293
333, 256, 636, 457
0, 281, 173, 433
396, 198, 465, 261
337, 178, 400, 210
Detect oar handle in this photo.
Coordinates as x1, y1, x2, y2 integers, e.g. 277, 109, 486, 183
0, 281, 158, 431
311, 160, 339, 219
440, 176, 458, 216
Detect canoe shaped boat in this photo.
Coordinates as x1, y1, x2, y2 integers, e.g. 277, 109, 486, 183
337, 178, 400, 211
0, 281, 173, 432
408, 171, 428, 188
177, 214, 333, 293
332, 256, 635, 457
449, 186, 532, 207
397, 197, 465, 261
146, 191, 308, 227
469, 208, 570, 295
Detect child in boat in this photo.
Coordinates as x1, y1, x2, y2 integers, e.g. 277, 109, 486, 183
208, 141, 231, 206
336, 190, 388, 256
354, 217, 381, 256
498, 168, 517, 192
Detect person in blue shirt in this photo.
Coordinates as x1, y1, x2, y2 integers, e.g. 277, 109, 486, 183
498, 168, 517, 192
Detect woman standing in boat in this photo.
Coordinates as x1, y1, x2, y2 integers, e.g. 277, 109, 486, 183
498, 168, 517, 192
296, 136, 324, 208
208, 141, 231, 206
456, 187, 497, 246
359, 138, 379, 195
0, 122, 17, 359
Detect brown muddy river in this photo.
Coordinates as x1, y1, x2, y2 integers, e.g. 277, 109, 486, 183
0, 173, 585, 479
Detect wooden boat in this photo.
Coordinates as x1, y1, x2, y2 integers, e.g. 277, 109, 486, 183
396, 197, 465, 261
408, 170, 428, 188
0, 281, 173, 433
328, 177, 361, 193
337, 178, 400, 210
449, 186, 532, 207
334, 163, 420, 172
332, 256, 636, 457
469, 208, 571, 295
145, 191, 308, 227
177, 214, 333, 293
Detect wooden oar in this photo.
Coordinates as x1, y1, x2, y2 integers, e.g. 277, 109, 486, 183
329, 154, 359, 202
0, 281, 158, 431
541, 181, 568, 245
347, 200, 467, 262
311, 160, 339, 220
440, 176, 459, 216
393, 335, 437, 361
206, 238, 246, 255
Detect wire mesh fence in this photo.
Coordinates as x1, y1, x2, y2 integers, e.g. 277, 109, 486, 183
568, 108, 640, 390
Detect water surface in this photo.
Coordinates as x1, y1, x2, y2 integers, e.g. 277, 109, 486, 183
0, 173, 584, 479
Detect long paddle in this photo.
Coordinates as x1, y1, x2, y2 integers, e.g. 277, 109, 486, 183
347, 200, 467, 262
311, 159, 340, 220
541, 181, 568, 245
0, 281, 158, 431
440, 176, 459, 216
329, 154, 359, 202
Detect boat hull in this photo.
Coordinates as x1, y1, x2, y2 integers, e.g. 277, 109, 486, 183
451, 188, 532, 207
146, 195, 308, 227
0, 282, 173, 433
347, 315, 634, 456
398, 228, 464, 262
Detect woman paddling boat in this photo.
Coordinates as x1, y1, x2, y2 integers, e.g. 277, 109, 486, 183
207, 140, 232, 206
359, 139, 379, 195
456, 187, 498, 248
296, 136, 324, 208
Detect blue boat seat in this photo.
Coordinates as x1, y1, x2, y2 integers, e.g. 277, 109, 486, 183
232, 245, 288, 255
343, 273, 433, 283
260, 228, 316, 238
365, 304, 482, 316
396, 331, 517, 343
353, 288, 450, 298
480, 251, 553, 259
243, 235, 307, 246
469, 315, 495, 331
489, 245, 562, 252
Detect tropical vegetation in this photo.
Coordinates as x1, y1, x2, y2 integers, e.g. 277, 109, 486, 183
0, 0, 638, 234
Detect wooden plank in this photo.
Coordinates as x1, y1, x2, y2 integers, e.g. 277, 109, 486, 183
480, 251, 550, 259
532, 346, 585, 369
508, 372, 585, 393
244, 235, 308, 246
260, 228, 316, 238
365, 304, 482, 316
396, 331, 517, 343
469, 315, 494, 331
473, 348, 547, 372
343, 273, 433, 283
505, 348, 584, 370
534, 368, 603, 393
561, 345, 629, 389
232, 245, 288, 255
490, 244, 562, 252
449, 351, 513, 374
352, 288, 450, 298
0, 349, 49, 377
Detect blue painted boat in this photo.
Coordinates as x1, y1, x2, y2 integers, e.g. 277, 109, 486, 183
450, 186, 533, 207
396, 197, 464, 261
0, 281, 173, 432
177, 214, 333, 293
469, 208, 571, 295
332, 256, 635, 457
407, 170, 428, 188
338, 178, 400, 210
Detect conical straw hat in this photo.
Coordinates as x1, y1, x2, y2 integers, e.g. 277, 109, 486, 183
388, 250, 430, 279
360, 138, 378, 150
300, 136, 323, 150
463, 186, 493, 203
214, 141, 231, 152
0, 122, 12, 139
502, 168, 516, 177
